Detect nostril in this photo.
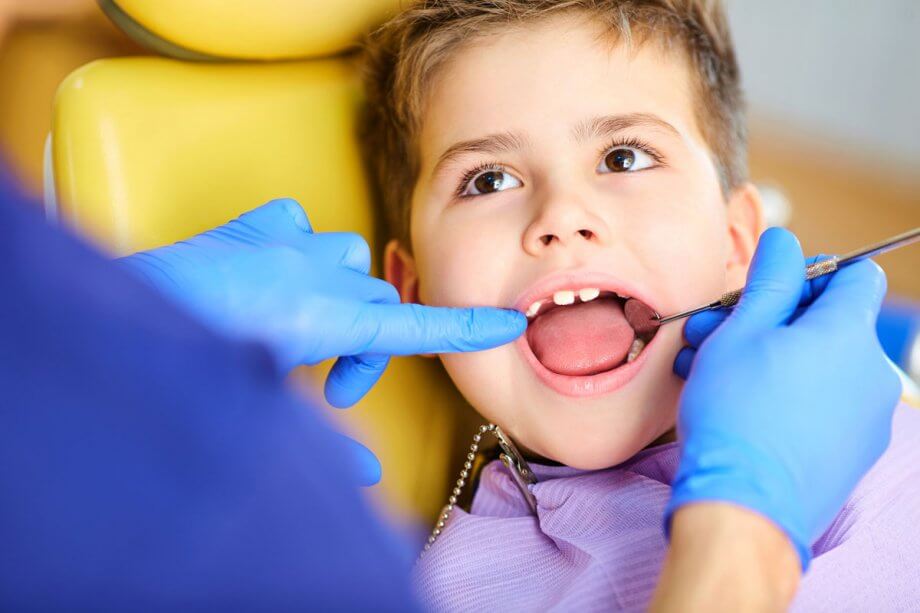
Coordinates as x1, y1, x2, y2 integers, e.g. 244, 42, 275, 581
577, 229, 594, 240
540, 234, 555, 246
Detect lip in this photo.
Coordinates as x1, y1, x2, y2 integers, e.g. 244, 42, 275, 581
512, 271, 663, 397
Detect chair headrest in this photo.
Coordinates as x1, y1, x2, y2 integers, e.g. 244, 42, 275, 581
101, 0, 401, 60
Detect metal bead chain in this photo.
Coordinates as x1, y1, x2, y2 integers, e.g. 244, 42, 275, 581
419, 424, 495, 560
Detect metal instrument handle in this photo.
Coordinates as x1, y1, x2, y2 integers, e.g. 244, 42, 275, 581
718, 256, 841, 309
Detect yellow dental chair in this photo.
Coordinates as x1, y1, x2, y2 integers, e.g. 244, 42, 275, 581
47, 0, 479, 526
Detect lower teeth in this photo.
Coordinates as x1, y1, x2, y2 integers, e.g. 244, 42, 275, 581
626, 337, 646, 363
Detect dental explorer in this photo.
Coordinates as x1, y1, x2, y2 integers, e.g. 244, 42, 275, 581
653, 226, 920, 328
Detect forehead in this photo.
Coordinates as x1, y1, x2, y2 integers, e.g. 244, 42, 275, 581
418, 13, 702, 166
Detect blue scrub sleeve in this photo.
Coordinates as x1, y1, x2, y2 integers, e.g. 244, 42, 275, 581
0, 164, 417, 610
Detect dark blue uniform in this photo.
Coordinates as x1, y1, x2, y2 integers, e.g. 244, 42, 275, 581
0, 163, 415, 610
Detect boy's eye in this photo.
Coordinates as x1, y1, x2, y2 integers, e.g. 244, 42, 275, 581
461, 169, 523, 197
597, 147, 656, 174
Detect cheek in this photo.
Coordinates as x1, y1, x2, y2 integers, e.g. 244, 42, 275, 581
409, 200, 531, 437
725, 254, 752, 289
439, 345, 528, 445
623, 180, 732, 307
413, 206, 520, 307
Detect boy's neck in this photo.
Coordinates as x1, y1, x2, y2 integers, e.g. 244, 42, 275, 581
515, 427, 678, 469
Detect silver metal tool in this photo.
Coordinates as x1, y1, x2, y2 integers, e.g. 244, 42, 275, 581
656, 226, 920, 327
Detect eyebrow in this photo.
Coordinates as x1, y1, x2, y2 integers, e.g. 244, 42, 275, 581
572, 112, 681, 142
432, 112, 680, 176
433, 131, 529, 175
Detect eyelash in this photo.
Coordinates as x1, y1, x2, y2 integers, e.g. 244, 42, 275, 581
454, 136, 665, 198
596, 135, 664, 166
455, 161, 509, 198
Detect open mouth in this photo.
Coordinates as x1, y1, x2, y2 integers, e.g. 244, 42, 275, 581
514, 277, 661, 396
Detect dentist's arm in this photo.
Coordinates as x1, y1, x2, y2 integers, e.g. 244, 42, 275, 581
651, 228, 901, 612
0, 170, 419, 609
121, 198, 526, 409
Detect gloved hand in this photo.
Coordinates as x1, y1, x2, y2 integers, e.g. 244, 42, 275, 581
666, 227, 902, 568
122, 199, 526, 482
123, 198, 525, 404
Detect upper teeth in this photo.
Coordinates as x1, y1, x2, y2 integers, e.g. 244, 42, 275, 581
525, 287, 605, 318
526, 300, 543, 318
578, 288, 600, 302
553, 290, 575, 305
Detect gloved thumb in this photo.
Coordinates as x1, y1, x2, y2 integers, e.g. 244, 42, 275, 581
324, 353, 390, 408
729, 227, 806, 332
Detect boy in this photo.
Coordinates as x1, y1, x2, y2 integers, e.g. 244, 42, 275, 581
360, 1, 920, 609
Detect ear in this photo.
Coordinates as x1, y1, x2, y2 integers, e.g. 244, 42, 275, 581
724, 182, 766, 288
385, 240, 436, 358
384, 239, 421, 304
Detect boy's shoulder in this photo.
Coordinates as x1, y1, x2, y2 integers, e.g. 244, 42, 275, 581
793, 401, 920, 610
855, 400, 918, 502
820, 401, 920, 544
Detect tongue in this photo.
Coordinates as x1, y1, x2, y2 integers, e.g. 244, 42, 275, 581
526, 297, 636, 376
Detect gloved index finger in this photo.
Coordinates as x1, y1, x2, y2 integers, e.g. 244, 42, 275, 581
799, 254, 834, 307
683, 308, 729, 347
346, 302, 527, 356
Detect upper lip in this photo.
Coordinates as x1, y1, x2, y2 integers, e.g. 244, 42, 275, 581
512, 269, 661, 317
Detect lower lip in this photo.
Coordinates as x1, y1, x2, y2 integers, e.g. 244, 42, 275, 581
515, 331, 657, 397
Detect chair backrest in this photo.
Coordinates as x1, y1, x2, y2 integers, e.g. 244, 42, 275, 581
48, 1, 478, 523
101, 0, 398, 60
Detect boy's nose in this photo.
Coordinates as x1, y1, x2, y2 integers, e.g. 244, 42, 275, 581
522, 198, 610, 256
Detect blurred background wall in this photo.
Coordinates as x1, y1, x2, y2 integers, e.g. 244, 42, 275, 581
727, 0, 919, 299
730, 0, 920, 175
0, 0, 917, 296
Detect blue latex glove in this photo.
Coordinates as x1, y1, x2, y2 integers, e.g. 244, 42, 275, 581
123, 198, 525, 405
122, 199, 526, 484
667, 227, 902, 568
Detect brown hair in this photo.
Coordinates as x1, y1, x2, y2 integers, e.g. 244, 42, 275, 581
360, 0, 746, 245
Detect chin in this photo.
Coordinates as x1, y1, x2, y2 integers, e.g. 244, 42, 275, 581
442, 326, 683, 471
519, 354, 683, 471
524, 414, 672, 470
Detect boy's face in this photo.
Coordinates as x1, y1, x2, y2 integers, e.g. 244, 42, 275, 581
386, 14, 762, 469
